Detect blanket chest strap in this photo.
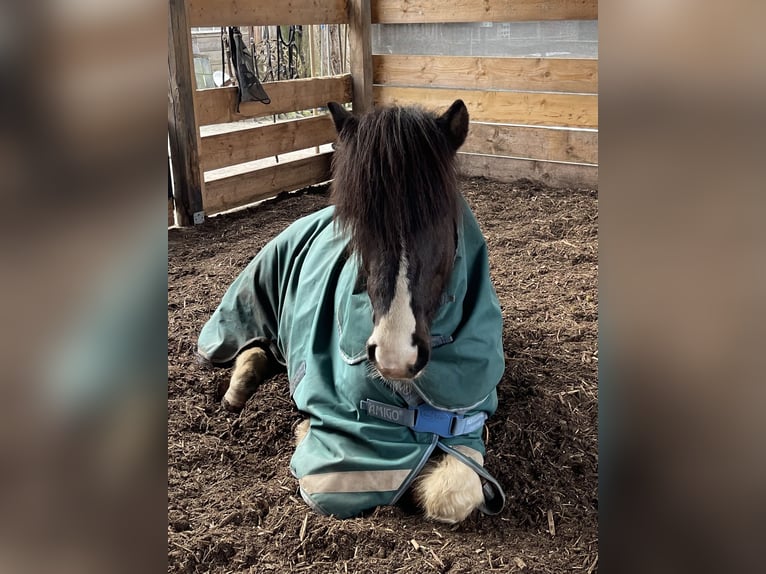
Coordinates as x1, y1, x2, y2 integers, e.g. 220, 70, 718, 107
360, 399, 487, 438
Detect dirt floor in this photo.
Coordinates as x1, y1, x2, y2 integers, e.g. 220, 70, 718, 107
168, 177, 598, 573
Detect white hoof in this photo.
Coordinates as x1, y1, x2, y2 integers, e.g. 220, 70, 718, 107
222, 347, 269, 411
414, 448, 485, 524
294, 419, 310, 446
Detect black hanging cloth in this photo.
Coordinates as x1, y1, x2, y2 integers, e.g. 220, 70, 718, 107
227, 27, 270, 110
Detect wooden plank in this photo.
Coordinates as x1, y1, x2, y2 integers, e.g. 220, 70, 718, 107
464, 123, 597, 165
203, 152, 333, 214
195, 75, 352, 126
168, 198, 175, 227
188, 0, 347, 27
373, 55, 598, 94
349, 0, 373, 114
168, 0, 204, 226
458, 153, 598, 189
374, 86, 597, 128
200, 115, 336, 171
373, 0, 597, 24
168, 159, 175, 227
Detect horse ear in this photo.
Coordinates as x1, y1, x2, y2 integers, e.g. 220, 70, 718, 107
327, 101, 356, 135
437, 99, 469, 150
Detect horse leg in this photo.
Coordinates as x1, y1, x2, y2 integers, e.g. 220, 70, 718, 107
413, 448, 485, 524
219, 347, 271, 412
294, 419, 310, 446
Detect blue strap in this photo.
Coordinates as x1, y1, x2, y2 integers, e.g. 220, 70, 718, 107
360, 399, 487, 438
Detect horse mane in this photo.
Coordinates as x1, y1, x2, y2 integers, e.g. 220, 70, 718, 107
330, 105, 460, 260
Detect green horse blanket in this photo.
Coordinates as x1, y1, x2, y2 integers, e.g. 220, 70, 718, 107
198, 196, 506, 518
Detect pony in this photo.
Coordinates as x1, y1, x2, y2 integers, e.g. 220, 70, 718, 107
198, 99, 506, 523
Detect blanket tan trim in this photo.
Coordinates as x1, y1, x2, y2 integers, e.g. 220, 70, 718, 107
300, 469, 411, 494
452, 445, 484, 466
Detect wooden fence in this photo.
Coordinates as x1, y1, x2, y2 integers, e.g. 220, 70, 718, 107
169, 0, 597, 226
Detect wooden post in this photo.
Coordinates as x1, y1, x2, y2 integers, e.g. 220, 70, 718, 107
168, 158, 176, 227
168, 0, 204, 226
349, 0, 372, 115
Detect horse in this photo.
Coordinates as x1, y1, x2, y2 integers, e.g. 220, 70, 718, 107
197, 99, 506, 523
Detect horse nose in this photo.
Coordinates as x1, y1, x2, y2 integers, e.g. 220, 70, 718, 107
369, 342, 419, 380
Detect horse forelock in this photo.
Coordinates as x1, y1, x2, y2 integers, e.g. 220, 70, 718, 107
330, 105, 460, 268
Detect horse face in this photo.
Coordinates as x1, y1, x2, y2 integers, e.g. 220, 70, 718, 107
364, 231, 456, 381
367, 224, 455, 380
328, 99, 468, 382
364, 252, 421, 381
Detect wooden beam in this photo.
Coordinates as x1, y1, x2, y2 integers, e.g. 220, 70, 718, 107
168, 198, 175, 227
374, 86, 598, 128
373, 55, 598, 94
168, 159, 175, 227
458, 153, 598, 189
195, 75, 352, 126
203, 152, 333, 214
349, 0, 373, 115
372, 0, 597, 23
200, 115, 336, 171
188, 0, 347, 27
168, 0, 204, 226
464, 123, 598, 165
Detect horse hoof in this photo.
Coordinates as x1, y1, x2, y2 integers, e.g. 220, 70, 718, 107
294, 419, 310, 446
414, 453, 484, 524
215, 378, 230, 402
221, 396, 243, 413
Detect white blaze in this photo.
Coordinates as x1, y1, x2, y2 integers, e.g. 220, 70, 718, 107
369, 254, 417, 376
